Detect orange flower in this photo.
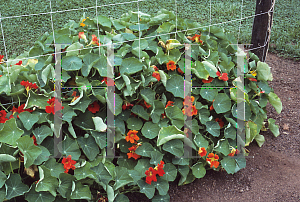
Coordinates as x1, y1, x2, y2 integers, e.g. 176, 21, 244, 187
198, 147, 207, 157
165, 101, 174, 108
125, 130, 139, 143
182, 105, 197, 116
210, 99, 215, 111
122, 102, 134, 110
127, 145, 141, 160
190, 34, 203, 45
177, 68, 184, 74
152, 65, 159, 71
206, 153, 220, 168
87, 34, 100, 46
248, 78, 257, 82
80, 17, 88, 27
78, 32, 88, 43
183, 96, 195, 106
215, 118, 224, 128
166, 60, 176, 71
61, 155, 76, 173
154, 161, 165, 177
202, 76, 213, 83
216, 71, 228, 81
152, 71, 160, 81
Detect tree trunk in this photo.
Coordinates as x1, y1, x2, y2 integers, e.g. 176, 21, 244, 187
250, 0, 275, 62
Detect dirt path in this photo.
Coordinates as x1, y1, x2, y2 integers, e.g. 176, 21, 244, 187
127, 52, 300, 202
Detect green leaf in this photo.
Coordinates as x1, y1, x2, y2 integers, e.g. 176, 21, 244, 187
90, 131, 107, 149
165, 106, 184, 129
200, 88, 218, 101
16, 136, 42, 168
71, 90, 92, 112
131, 105, 150, 120
62, 105, 77, 122
27, 91, 50, 109
36, 165, 58, 197
115, 193, 130, 202
92, 117, 107, 132
160, 163, 177, 181
205, 121, 220, 137
0, 118, 23, 147
5, 173, 29, 200
202, 61, 218, 77
25, 184, 55, 202
134, 159, 151, 177
132, 39, 148, 50
178, 165, 189, 186
231, 102, 252, 121
43, 158, 65, 178
191, 162, 206, 178
95, 15, 112, 28
157, 126, 196, 150
157, 22, 175, 33
213, 93, 231, 114
57, 135, 81, 160
224, 123, 237, 140
18, 111, 39, 130
193, 133, 209, 148
141, 122, 160, 139
91, 162, 112, 190
137, 180, 155, 199
0, 154, 16, 164
150, 100, 165, 123
33, 125, 53, 144
66, 42, 83, 56
0, 75, 11, 94
149, 13, 170, 25
77, 136, 99, 161
268, 118, 279, 137
117, 158, 137, 170
82, 53, 100, 77
214, 139, 230, 156
135, 142, 155, 157
70, 181, 91, 200
74, 162, 96, 180
126, 117, 143, 130
162, 139, 183, 157
0, 171, 6, 188
245, 121, 258, 146
62, 56, 83, 71
152, 194, 170, 202
152, 178, 169, 196
221, 156, 237, 174
113, 166, 134, 190
256, 61, 272, 81
33, 146, 51, 165
166, 75, 184, 98
57, 173, 76, 200
191, 61, 210, 79
150, 151, 164, 166
120, 57, 144, 75
93, 55, 107, 77
268, 92, 282, 114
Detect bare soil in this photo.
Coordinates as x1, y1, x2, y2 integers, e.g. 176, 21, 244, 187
127, 52, 300, 202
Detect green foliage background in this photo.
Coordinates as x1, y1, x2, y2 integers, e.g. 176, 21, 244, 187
0, 0, 299, 60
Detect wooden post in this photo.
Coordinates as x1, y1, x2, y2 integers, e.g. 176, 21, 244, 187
250, 0, 275, 62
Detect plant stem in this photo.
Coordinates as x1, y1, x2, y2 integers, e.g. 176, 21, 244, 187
10, 162, 14, 173
0, 102, 9, 113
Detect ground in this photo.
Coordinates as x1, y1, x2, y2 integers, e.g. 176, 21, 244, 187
126, 52, 300, 201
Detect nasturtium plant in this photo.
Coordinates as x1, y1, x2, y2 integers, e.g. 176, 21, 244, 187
0, 9, 282, 201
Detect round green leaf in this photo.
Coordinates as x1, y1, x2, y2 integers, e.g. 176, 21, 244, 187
191, 162, 206, 178
160, 163, 177, 182
5, 173, 29, 200
70, 181, 91, 200
113, 167, 134, 191
57, 135, 81, 161
0, 118, 23, 147
33, 125, 53, 145
162, 139, 184, 157
256, 61, 272, 81
220, 156, 237, 174
126, 117, 143, 130
62, 56, 82, 71
137, 180, 155, 199
131, 105, 149, 120
74, 162, 96, 180
33, 146, 51, 165
77, 136, 99, 161
200, 88, 218, 101
43, 158, 65, 178
25, 184, 55, 202
165, 105, 184, 129
214, 139, 230, 156
19, 111, 39, 130
178, 165, 189, 186
36, 166, 58, 197
120, 57, 144, 75
150, 151, 164, 165
141, 122, 160, 139
166, 75, 184, 98
268, 118, 280, 137
135, 142, 155, 157
151, 193, 170, 202
134, 159, 151, 177
213, 93, 231, 114
152, 178, 169, 196
205, 121, 220, 137
57, 173, 76, 200
268, 92, 282, 114
193, 133, 209, 148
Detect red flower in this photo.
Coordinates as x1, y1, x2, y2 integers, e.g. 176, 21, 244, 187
198, 147, 207, 157
125, 130, 139, 143
88, 34, 100, 46
228, 148, 239, 157
190, 34, 203, 44
127, 145, 141, 160
45, 97, 64, 115
206, 153, 220, 168
215, 118, 224, 128
0, 75, 2, 77
61, 155, 76, 173
177, 68, 184, 74
143, 100, 151, 109
101, 77, 108, 84
216, 71, 228, 81
15, 60, 22, 65
152, 71, 160, 81
165, 101, 174, 108
88, 101, 100, 113
152, 65, 159, 71
248, 78, 257, 82
145, 167, 157, 184
166, 60, 176, 71
154, 161, 165, 177
161, 112, 166, 119
0, 110, 8, 123
78, 32, 88, 43
210, 99, 215, 111
202, 76, 213, 83
32, 135, 38, 146
10, 104, 33, 118
182, 105, 197, 116
20, 80, 38, 94
122, 102, 134, 110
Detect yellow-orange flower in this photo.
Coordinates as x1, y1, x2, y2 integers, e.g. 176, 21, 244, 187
78, 32, 88, 43
127, 145, 141, 160
182, 105, 197, 116
183, 96, 195, 106
206, 153, 219, 168
80, 17, 89, 27
125, 130, 139, 143
166, 60, 176, 71
198, 147, 207, 157
190, 34, 203, 45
